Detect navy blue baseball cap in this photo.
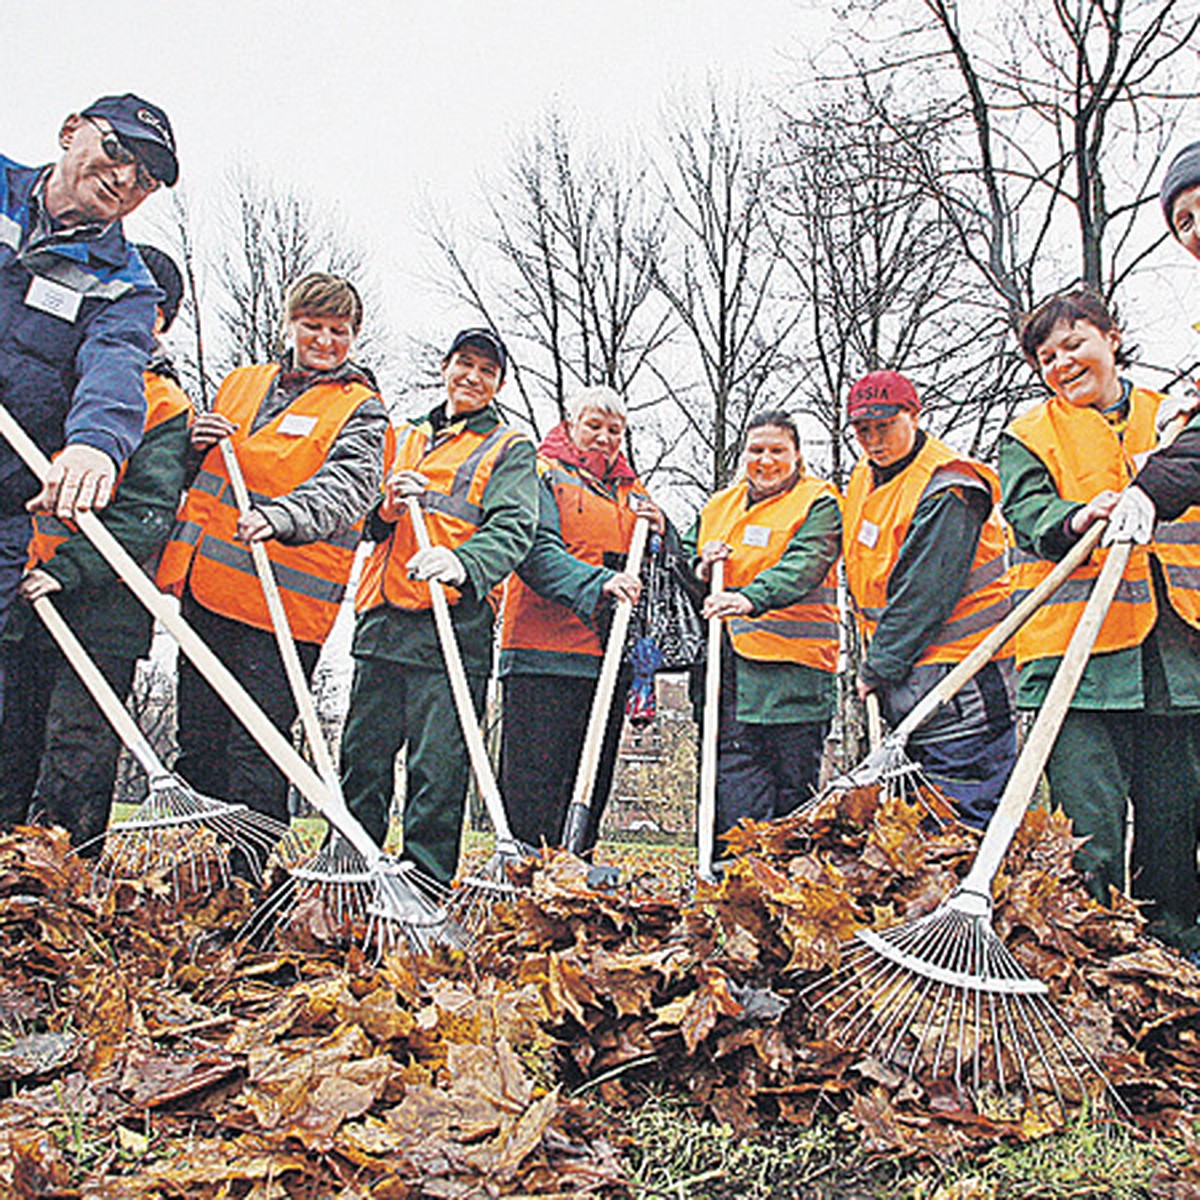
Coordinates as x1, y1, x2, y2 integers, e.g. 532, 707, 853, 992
82, 94, 178, 186
445, 328, 508, 381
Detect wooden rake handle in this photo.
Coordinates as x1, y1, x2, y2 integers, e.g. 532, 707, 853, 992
697, 559, 724, 882
889, 521, 1105, 748
0, 401, 359, 849
404, 496, 516, 845
217, 438, 339, 791
562, 516, 650, 854
960, 538, 1134, 897
33, 595, 170, 786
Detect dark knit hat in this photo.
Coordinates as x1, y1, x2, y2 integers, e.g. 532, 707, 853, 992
135, 244, 184, 332
1160, 141, 1200, 236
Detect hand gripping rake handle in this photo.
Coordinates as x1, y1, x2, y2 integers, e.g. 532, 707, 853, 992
0, 401, 371, 856
697, 560, 724, 882
563, 515, 650, 854
886, 521, 1105, 750
33, 595, 173, 787
217, 437, 384, 866
958, 537, 1134, 903
405, 496, 516, 846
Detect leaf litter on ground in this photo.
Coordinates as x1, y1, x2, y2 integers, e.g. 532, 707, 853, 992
0, 781, 1199, 1197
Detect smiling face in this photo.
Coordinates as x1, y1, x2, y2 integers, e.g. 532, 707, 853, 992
44, 114, 158, 226
288, 311, 356, 371
1033, 318, 1122, 410
744, 424, 800, 494
1172, 183, 1200, 262
569, 406, 626, 465
442, 346, 503, 416
852, 411, 919, 469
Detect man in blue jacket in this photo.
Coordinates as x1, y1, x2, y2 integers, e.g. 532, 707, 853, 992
0, 94, 178, 719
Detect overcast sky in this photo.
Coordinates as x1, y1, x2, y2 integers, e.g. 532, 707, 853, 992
3, 0, 826, 349
5, 0, 1197, 382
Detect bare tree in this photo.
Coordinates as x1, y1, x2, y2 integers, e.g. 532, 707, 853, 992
425, 112, 671, 442
650, 89, 804, 500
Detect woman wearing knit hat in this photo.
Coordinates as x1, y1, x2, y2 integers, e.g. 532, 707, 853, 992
1161, 141, 1200, 262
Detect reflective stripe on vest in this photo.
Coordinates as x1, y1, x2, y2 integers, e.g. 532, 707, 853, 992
356, 416, 528, 613
696, 474, 841, 672
156, 363, 376, 644
500, 455, 650, 659
843, 435, 1011, 667
1007, 386, 1200, 662
28, 370, 193, 570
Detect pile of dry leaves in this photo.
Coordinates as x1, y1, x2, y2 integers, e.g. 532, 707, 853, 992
2, 783, 1200, 1197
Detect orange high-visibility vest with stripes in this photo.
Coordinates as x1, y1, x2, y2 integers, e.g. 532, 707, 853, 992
1007, 385, 1200, 665
696, 474, 842, 673
844, 435, 1011, 665
356, 414, 528, 613
500, 456, 650, 659
29, 369, 192, 568
156, 364, 376, 644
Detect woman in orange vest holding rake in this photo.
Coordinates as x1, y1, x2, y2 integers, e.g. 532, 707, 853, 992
1001, 288, 1200, 953
157, 273, 389, 833
689, 410, 842, 840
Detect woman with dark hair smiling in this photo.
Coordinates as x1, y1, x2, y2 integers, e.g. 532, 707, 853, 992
1000, 288, 1200, 954
687, 411, 842, 841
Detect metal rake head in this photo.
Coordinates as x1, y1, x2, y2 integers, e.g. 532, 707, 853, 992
798, 737, 955, 825
801, 890, 1123, 1117
243, 834, 463, 958
87, 777, 299, 900
446, 838, 531, 943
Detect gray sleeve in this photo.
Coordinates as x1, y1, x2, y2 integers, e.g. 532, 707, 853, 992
256, 397, 389, 544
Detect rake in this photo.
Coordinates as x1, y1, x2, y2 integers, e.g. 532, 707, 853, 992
696, 560, 724, 883
802, 535, 1134, 1113
404, 497, 532, 937
801, 522, 1108, 817
0, 401, 449, 955
216, 439, 453, 953
35, 595, 300, 896
561, 515, 649, 866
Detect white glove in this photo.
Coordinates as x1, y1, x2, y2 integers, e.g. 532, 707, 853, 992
1156, 387, 1200, 437
388, 469, 430, 498
1102, 485, 1156, 546
407, 545, 467, 586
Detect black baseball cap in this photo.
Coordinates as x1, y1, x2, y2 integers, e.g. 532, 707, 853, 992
445, 328, 508, 381
82, 94, 178, 186
135, 244, 184, 332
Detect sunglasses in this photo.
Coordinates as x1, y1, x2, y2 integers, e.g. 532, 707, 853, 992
84, 116, 160, 193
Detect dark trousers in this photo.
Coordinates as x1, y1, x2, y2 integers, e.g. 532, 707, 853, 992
715, 658, 827, 839
500, 670, 628, 854
1045, 707, 1200, 949
0, 618, 134, 852
339, 655, 487, 885
0, 513, 32, 727
174, 594, 318, 825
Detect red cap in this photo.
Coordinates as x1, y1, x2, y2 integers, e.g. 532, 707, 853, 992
847, 370, 920, 421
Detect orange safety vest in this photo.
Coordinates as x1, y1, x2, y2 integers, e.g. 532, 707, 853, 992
356, 413, 529, 613
696, 474, 842, 673
843, 435, 1011, 666
500, 456, 650, 659
28, 369, 193, 568
1007, 385, 1200, 665
156, 364, 376, 644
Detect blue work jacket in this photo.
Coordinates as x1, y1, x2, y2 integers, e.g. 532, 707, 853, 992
0, 155, 157, 513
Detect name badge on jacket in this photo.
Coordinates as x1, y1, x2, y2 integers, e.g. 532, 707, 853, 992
857, 519, 880, 549
278, 413, 318, 437
25, 276, 81, 322
742, 525, 771, 548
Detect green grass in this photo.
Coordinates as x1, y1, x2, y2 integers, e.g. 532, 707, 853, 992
617, 1093, 1185, 1200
